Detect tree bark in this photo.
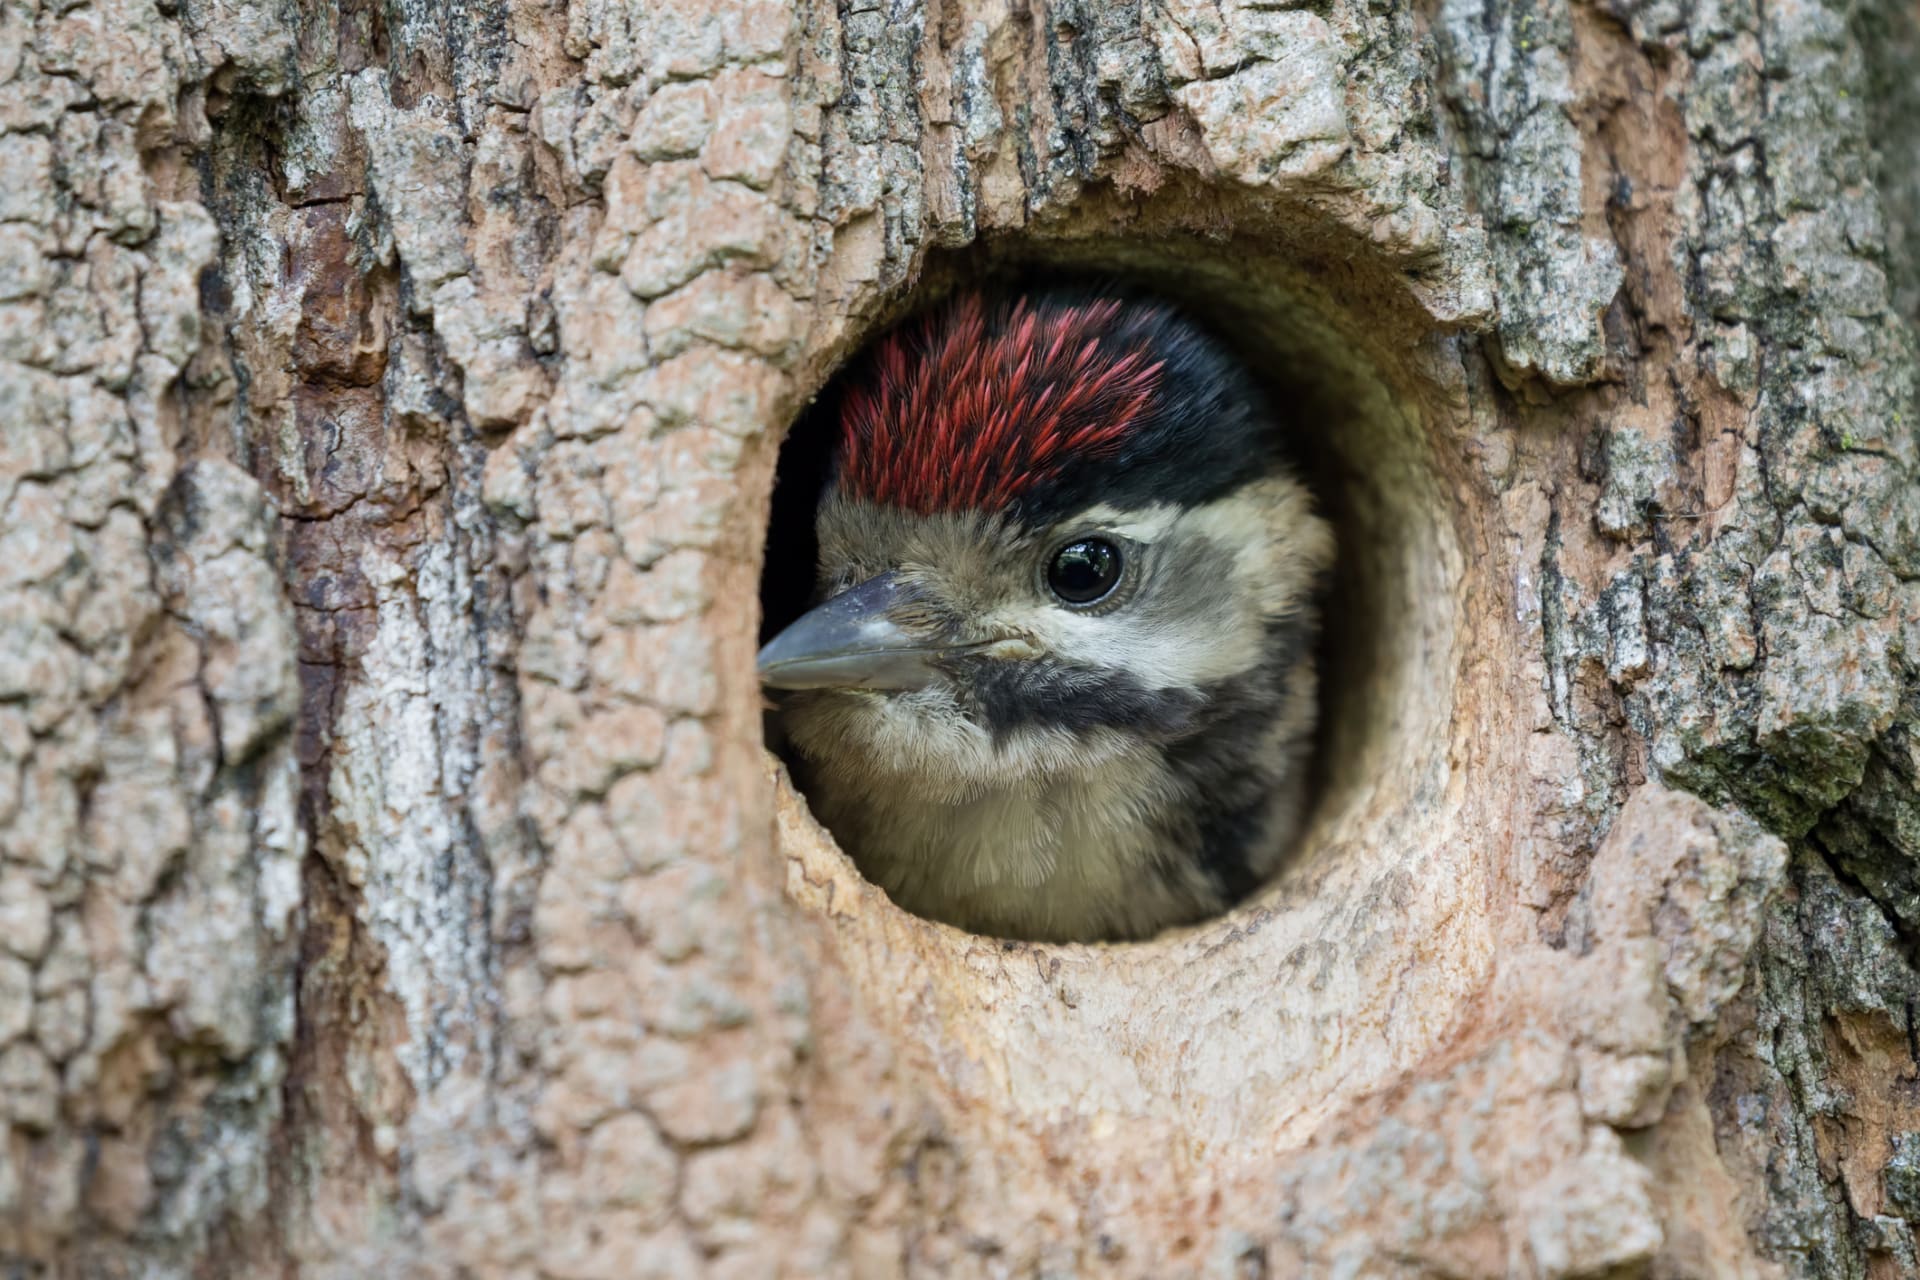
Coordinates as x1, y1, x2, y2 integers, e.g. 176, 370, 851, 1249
1, 0, 1917, 1272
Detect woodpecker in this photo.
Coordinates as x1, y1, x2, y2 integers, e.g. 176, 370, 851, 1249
759, 287, 1334, 943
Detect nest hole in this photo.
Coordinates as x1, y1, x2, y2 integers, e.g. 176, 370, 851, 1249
760, 245, 1461, 945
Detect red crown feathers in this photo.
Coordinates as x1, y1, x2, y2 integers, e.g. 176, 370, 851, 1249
837, 294, 1166, 515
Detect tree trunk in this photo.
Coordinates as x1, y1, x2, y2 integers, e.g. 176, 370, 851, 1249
2, 0, 1917, 1271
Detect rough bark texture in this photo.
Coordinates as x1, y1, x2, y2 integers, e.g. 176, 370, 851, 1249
1, 0, 1916, 1273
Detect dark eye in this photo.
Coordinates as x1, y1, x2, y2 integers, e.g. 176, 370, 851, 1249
1046, 538, 1123, 605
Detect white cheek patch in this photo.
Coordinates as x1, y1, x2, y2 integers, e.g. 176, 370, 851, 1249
1118, 608, 1266, 688
1006, 601, 1254, 692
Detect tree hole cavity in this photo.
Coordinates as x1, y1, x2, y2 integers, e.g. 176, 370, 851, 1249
759, 253, 1457, 946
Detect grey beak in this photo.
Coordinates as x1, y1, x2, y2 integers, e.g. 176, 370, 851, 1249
758, 571, 959, 692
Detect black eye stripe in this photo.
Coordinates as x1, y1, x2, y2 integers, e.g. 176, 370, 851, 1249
1047, 538, 1123, 605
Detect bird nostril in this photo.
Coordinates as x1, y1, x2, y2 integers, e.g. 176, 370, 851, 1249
885, 602, 948, 636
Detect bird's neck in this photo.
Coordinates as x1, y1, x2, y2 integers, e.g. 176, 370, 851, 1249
816, 736, 1211, 942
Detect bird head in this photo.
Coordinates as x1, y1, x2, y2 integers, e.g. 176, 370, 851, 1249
761, 288, 1333, 795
